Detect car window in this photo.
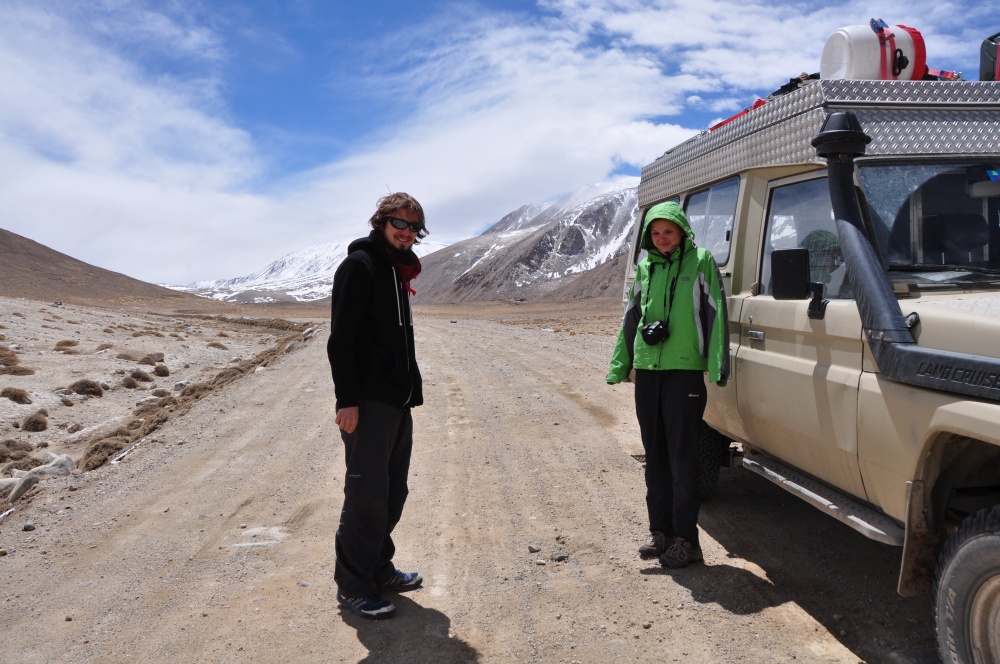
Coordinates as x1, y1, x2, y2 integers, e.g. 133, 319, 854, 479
761, 177, 853, 299
684, 178, 739, 265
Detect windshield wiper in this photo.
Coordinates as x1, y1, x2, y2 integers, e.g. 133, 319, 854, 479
889, 263, 1000, 276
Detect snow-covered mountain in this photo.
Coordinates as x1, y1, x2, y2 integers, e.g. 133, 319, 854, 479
416, 180, 638, 303
168, 240, 448, 303
166, 178, 639, 304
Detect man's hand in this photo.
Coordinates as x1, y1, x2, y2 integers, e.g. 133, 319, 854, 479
336, 406, 359, 434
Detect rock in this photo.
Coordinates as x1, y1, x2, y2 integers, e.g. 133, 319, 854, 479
9, 454, 77, 502
23, 521, 35, 531
68, 423, 83, 433
100, 382, 111, 390
528, 544, 541, 553
173, 381, 188, 391
551, 552, 569, 562
0, 549, 7, 556
534, 559, 546, 565
284, 341, 301, 353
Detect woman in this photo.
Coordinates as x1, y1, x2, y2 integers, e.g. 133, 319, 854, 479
606, 201, 729, 568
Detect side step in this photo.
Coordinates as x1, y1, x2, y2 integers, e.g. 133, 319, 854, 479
742, 456, 905, 546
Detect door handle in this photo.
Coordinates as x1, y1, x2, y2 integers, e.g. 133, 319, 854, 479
748, 330, 764, 341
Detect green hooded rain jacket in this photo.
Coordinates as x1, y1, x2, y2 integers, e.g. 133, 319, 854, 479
606, 201, 730, 385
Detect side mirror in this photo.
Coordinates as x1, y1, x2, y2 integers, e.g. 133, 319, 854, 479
772, 248, 810, 299
772, 248, 829, 319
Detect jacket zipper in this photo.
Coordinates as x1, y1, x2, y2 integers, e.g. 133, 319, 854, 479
392, 266, 413, 406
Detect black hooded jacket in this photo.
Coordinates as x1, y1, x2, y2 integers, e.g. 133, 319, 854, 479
327, 231, 423, 411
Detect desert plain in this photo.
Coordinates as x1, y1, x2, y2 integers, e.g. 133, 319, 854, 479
0, 293, 940, 663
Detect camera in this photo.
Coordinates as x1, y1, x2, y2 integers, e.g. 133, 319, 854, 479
641, 321, 670, 345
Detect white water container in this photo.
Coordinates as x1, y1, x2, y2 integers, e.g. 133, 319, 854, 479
821, 23, 926, 80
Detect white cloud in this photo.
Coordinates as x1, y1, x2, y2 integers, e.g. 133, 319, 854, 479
0, 0, 989, 284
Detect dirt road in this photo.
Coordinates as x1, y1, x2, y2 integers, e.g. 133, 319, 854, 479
1, 314, 939, 663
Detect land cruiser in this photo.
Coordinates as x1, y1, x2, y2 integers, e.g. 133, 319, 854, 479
625, 24, 1000, 663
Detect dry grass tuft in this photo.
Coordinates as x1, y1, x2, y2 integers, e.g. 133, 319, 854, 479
207, 341, 229, 350
211, 367, 244, 386
61, 397, 74, 407
121, 376, 139, 389
68, 379, 104, 397
153, 364, 170, 377
1, 387, 31, 404
138, 355, 156, 366
103, 328, 115, 334
22, 410, 48, 432
55, 340, 80, 349
0, 366, 35, 376
96, 343, 114, 351
0, 345, 19, 366
116, 351, 141, 361
132, 330, 165, 338
130, 369, 154, 382
82, 408, 170, 471
0, 334, 5, 341
0, 439, 33, 464
134, 396, 178, 417
81, 436, 130, 471
180, 382, 212, 399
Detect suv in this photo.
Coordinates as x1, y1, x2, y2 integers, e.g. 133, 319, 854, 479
627, 69, 1000, 661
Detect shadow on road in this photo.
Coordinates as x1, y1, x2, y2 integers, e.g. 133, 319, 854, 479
339, 593, 479, 663
674, 467, 938, 664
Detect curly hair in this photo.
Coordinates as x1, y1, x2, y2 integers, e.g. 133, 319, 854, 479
369, 192, 428, 244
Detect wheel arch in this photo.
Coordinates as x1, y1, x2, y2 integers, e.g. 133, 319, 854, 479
899, 432, 1000, 596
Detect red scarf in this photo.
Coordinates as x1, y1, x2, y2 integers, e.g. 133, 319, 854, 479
395, 257, 421, 295
380, 242, 422, 295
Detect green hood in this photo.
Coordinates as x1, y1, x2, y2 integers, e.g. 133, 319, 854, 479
640, 201, 695, 253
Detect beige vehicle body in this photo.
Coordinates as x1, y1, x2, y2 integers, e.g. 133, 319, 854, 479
628, 78, 1000, 661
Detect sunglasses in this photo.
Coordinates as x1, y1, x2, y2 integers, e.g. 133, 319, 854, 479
386, 216, 424, 233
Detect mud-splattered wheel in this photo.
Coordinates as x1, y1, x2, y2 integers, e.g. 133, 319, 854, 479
934, 505, 1000, 663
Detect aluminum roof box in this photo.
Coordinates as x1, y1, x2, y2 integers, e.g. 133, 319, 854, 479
638, 79, 1000, 208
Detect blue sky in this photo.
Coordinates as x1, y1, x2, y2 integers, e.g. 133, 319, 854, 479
0, 1, 990, 284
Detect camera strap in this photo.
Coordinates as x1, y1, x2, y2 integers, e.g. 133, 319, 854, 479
642, 242, 685, 329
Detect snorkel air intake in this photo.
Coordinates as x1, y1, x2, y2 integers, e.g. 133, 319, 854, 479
813, 111, 1000, 402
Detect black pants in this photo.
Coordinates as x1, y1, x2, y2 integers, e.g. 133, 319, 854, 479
634, 369, 707, 545
335, 399, 413, 597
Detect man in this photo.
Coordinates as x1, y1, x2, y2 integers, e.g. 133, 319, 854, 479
328, 192, 428, 620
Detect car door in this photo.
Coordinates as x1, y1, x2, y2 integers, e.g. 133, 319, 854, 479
735, 175, 868, 499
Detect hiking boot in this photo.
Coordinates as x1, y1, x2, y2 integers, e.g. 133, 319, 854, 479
336, 592, 396, 620
379, 569, 423, 593
658, 537, 703, 568
638, 531, 670, 560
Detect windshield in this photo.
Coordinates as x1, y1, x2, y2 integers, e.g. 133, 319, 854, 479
858, 162, 1000, 287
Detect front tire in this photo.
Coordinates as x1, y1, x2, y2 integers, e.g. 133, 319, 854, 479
933, 505, 1000, 664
